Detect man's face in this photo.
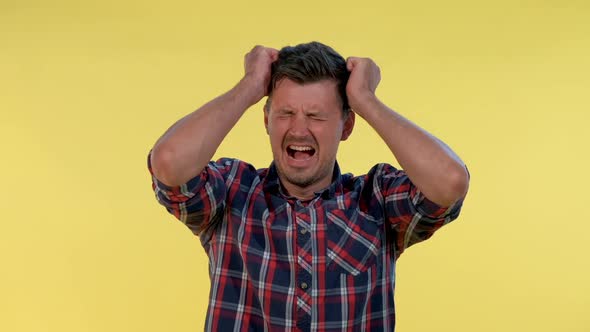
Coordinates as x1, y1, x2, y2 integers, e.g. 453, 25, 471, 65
264, 78, 354, 196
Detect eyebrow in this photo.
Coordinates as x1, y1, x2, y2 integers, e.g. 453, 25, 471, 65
277, 108, 295, 114
276, 107, 324, 114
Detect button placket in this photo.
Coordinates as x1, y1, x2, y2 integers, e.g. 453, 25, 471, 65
296, 207, 312, 292
297, 210, 311, 292
295, 203, 313, 332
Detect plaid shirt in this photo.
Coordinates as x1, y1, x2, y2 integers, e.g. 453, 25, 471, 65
148, 152, 463, 332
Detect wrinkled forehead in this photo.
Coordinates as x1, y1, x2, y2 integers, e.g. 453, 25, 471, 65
267, 78, 342, 112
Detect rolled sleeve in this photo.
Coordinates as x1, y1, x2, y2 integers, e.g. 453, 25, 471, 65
376, 163, 464, 256
147, 150, 231, 236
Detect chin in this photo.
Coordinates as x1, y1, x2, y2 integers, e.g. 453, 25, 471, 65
285, 174, 316, 188
276, 163, 314, 186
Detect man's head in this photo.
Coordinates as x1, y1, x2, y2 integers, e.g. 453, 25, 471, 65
264, 41, 351, 117
264, 41, 355, 199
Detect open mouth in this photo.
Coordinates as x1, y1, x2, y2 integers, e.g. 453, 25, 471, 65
287, 144, 316, 160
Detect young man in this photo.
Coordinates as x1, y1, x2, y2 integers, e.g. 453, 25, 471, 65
148, 42, 469, 331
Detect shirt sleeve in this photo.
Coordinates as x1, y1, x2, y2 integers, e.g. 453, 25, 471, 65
147, 150, 238, 236
374, 163, 466, 257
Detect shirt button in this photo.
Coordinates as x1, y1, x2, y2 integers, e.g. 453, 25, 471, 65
300, 228, 307, 235
300, 282, 308, 290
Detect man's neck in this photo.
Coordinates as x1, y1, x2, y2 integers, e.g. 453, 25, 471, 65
280, 176, 332, 201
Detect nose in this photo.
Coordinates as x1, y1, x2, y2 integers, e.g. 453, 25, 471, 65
288, 112, 310, 138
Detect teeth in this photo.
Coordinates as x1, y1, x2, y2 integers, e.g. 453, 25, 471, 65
289, 145, 313, 151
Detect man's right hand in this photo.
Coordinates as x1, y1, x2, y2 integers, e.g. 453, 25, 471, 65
241, 45, 279, 104
150, 45, 279, 187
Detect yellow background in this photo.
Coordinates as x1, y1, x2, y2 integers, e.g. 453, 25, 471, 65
1, 0, 589, 331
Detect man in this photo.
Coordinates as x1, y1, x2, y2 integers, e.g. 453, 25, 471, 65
148, 42, 469, 331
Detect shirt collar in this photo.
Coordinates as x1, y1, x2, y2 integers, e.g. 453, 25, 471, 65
263, 161, 343, 200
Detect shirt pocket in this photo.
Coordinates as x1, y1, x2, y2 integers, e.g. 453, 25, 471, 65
326, 209, 382, 276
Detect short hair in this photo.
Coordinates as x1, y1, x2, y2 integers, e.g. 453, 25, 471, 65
265, 41, 350, 117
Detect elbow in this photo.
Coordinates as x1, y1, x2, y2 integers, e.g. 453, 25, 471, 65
421, 165, 470, 208
150, 145, 179, 187
443, 165, 470, 206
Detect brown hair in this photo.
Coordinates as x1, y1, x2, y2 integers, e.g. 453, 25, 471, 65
265, 41, 350, 116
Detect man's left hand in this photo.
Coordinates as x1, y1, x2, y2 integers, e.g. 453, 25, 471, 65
346, 57, 381, 114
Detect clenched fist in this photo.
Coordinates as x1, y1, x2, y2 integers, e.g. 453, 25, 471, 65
345, 57, 381, 114
241, 45, 279, 104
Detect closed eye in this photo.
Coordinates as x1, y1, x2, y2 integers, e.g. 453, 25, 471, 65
308, 114, 326, 121
278, 110, 294, 118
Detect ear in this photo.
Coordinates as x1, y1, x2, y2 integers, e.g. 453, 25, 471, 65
340, 111, 355, 141
264, 107, 269, 135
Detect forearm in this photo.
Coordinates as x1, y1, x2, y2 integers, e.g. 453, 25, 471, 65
150, 78, 259, 187
353, 94, 469, 207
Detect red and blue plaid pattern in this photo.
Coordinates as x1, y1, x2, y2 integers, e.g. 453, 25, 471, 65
148, 152, 463, 331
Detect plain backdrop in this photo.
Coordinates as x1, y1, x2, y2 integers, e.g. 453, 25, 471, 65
1, 0, 589, 331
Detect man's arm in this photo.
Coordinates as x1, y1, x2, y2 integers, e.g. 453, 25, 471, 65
150, 46, 278, 187
346, 57, 469, 207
